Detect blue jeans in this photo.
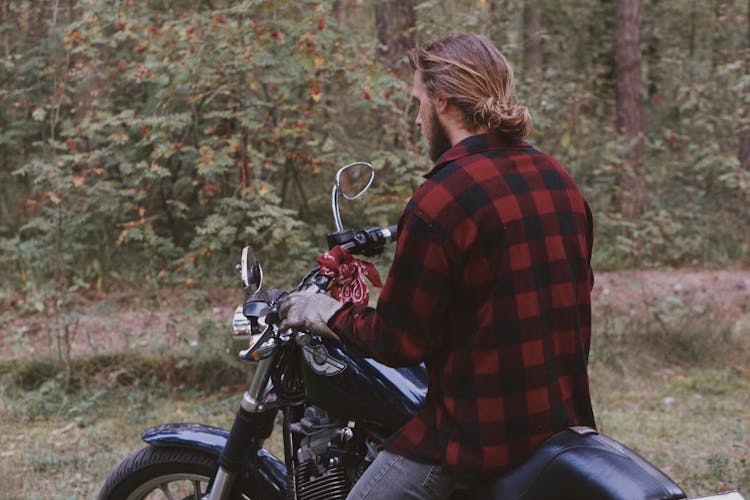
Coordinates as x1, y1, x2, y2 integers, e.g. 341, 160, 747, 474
346, 450, 456, 499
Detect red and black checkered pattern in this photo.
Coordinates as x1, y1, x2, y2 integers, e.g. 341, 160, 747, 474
329, 132, 596, 481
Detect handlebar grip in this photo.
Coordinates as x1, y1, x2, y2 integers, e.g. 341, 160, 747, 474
332, 225, 398, 256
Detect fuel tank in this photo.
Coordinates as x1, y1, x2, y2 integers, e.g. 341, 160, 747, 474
300, 338, 427, 432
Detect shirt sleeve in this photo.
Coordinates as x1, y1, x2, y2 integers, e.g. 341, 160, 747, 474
328, 207, 454, 367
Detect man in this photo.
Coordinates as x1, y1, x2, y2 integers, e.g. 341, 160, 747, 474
280, 33, 596, 499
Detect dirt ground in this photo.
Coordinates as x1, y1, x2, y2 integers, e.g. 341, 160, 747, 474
593, 267, 750, 324
1, 268, 748, 360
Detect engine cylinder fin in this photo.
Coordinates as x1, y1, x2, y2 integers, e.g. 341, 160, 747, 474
296, 461, 349, 500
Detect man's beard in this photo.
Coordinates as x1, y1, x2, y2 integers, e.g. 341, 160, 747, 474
428, 108, 452, 162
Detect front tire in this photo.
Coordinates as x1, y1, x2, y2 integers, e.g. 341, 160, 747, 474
98, 446, 219, 500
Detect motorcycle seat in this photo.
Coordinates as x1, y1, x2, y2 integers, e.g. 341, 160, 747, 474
462, 426, 687, 500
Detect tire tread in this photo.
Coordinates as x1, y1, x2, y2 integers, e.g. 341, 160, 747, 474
98, 446, 217, 500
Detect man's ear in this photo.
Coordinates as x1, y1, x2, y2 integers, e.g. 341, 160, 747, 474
434, 96, 448, 114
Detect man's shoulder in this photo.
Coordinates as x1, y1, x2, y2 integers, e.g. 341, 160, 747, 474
408, 145, 583, 222
415, 144, 549, 198
405, 151, 503, 231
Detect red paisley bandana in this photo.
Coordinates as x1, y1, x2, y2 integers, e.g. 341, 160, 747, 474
317, 246, 383, 305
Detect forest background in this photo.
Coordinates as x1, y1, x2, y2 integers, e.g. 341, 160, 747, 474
2, 0, 748, 302
0, 0, 749, 498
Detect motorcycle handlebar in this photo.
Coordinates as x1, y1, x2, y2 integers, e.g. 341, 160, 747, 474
327, 225, 398, 257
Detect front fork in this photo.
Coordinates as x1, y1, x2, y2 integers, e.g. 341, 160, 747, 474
206, 357, 277, 500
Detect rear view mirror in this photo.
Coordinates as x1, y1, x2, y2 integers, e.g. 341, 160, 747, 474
331, 162, 375, 232
238, 246, 263, 292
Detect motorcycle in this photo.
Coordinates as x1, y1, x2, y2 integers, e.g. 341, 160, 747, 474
98, 162, 744, 500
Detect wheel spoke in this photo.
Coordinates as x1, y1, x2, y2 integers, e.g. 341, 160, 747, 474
159, 482, 178, 500
192, 480, 203, 499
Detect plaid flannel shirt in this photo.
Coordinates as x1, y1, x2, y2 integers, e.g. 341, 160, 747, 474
329, 133, 596, 481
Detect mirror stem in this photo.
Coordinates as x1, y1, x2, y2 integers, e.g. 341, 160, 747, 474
332, 185, 344, 232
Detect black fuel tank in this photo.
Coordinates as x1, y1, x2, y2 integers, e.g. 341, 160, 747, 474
300, 338, 427, 432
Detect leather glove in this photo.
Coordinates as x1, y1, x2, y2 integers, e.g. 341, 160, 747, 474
278, 289, 343, 340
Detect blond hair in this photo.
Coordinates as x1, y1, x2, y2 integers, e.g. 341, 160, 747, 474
409, 33, 532, 140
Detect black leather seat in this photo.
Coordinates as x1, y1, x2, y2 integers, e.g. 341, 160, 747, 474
459, 427, 687, 500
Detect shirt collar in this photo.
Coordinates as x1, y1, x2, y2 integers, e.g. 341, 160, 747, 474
423, 133, 528, 179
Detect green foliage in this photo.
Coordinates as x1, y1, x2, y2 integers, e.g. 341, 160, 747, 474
1, 0, 409, 296
1, 0, 748, 301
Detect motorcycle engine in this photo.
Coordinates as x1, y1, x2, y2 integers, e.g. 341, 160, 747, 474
291, 405, 374, 500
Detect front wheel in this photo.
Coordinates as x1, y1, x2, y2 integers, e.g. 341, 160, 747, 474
98, 446, 223, 500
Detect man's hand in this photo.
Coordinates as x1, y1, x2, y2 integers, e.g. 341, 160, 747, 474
278, 289, 343, 340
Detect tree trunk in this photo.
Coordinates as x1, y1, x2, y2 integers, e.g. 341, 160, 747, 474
645, 0, 662, 103
333, 0, 348, 28
615, 0, 645, 217
374, 0, 416, 76
489, 0, 512, 48
713, 0, 736, 68
740, 0, 750, 175
2, 1, 9, 59
522, 0, 543, 95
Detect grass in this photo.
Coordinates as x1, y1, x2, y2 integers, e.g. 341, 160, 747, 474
2, 359, 747, 499
590, 366, 750, 496
587, 286, 750, 497
0, 386, 240, 498
1, 283, 748, 499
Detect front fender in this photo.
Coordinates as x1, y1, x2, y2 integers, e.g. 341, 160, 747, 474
142, 423, 287, 498
143, 423, 230, 455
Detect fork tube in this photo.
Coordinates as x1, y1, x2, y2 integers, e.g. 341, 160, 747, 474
205, 468, 234, 500
242, 357, 274, 413
206, 358, 276, 500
